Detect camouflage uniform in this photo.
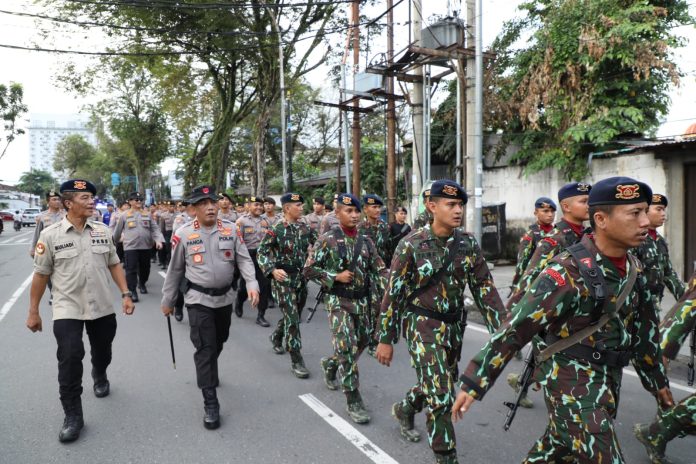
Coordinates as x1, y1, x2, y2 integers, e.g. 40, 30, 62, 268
460, 235, 668, 463
510, 223, 554, 291
304, 228, 387, 394
413, 210, 432, 229
257, 219, 316, 354
379, 225, 507, 457
358, 218, 391, 348
632, 231, 685, 305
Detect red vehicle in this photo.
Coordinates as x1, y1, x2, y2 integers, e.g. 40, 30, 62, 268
0, 210, 14, 221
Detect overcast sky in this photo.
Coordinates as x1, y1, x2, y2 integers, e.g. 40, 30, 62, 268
0, 0, 694, 185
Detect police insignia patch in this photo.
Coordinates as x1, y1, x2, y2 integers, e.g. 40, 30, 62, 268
577, 183, 591, 192
615, 184, 640, 200
544, 268, 566, 286
188, 233, 200, 240
291, 194, 300, 201
193, 254, 203, 264
35, 242, 45, 255
580, 257, 592, 268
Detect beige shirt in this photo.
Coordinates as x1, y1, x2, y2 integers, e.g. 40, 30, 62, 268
301, 212, 325, 231
113, 209, 165, 250
236, 214, 269, 250
32, 209, 66, 250
318, 211, 340, 236
218, 210, 238, 222
161, 219, 258, 308
34, 218, 120, 321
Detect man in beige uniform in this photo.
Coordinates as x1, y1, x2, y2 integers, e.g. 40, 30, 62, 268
301, 196, 326, 232
30, 190, 65, 257
157, 200, 175, 269
235, 196, 272, 325
113, 192, 164, 301
217, 192, 238, 222
26, 179, 135, 443
318, 194, 340, 236
161, 185, 259, 430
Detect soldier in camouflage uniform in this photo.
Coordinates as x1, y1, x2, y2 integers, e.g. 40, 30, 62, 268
631, 193, 685, 307
453, 177, 675, 464
634, 270, 696, 464
510, 197, 556, 292
304, 193, 388, 424
258, 193, 316, 378
358, 194, 391, 354
318, 194, 340, 236
376, 179, 506, 464
413, 185, 433, 229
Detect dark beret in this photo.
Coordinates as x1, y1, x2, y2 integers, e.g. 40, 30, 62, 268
280, 192, 304, 205
588, 177, 652, 207
218, 192, 233, 201
248, 196, 263, 204
46, 190, 60, 199
362, 194, 384, 206
336, 193, 361, 212
128, 191, 144, 201
534, 197, 557, 211
651, 193, 668, 207
429, 179, 467, 203
60, 179, 96, 195
558, 182, 591, 202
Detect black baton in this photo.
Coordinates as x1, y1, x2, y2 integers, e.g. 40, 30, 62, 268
167, 315, 176, 369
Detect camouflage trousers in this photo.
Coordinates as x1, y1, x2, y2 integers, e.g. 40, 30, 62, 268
270, 277, 307, 353
524, 398, 624, 463
326, 308, 370, 393
404, 342, 460, 455
368, 280, 380, 346
648, 392, 696, 441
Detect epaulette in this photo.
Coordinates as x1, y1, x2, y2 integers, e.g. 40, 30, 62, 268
541, 237, 558, 247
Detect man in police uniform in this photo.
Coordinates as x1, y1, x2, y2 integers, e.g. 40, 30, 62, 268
263, 196, 281, 228
31, 190, 66, 258
26, 179, 135, 443
161, 185, 259, 430
157, 200, 176, 270
318, 193, 340, 236
235, 196, 272, 325
453, 177, 674, 464
217, 192, 238, 222
302, 196, 326, 232
113, 192, 164, 302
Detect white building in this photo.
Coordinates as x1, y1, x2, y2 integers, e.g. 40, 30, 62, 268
28, 113, 97, 179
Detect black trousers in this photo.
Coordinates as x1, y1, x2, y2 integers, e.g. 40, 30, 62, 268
187, 304, 233, 389
124, 249, 151, 291
158, 231, 172, 266
236, 250, 270, 314
116, 242, 125, 263
53, 314, 117, 401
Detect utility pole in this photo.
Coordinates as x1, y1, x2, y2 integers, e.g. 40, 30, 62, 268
266, 4, 288, 192
411, 0, 423, 218
386, 0, 397, 222
351, 0, 361, 195
474, 0, 483, 242
465, 0, 475, 232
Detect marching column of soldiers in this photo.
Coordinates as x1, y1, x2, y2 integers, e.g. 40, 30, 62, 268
23, 175, 696, 464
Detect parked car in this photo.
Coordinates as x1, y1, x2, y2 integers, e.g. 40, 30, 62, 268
0, 210, 14, 221
21, 208, 41, 226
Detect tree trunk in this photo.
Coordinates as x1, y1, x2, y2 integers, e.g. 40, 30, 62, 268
251, 105, 273, 196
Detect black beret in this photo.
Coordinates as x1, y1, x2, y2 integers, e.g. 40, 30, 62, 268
651, 193, 668, 207
263, 196, 276, 204
188, 185, 218, 205
336, 193, 361, 211
218, 192, 233, 202
362, 194, 384, 206
248, 196, 263, 204
429, 179, 468, 203
534, 197, 557, 211
313, 196, 325, 205
46, 190, 60, 199
128, 191, 144, 201
588, 177, 653, 207
60, 179, 96, 195
558, 182, 591, 202
280, 192, 304, 205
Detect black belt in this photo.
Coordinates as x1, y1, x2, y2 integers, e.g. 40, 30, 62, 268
186, 281, 233, 296
327, 286, 369, 300
647, 284, 665, 296
276, 264, 301, 274
407, 304, 463, 324
545, 334, 631, 368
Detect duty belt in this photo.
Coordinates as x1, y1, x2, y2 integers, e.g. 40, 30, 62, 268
186, 281, 233, 297
327, 285, 369, 300
544, 334, 631, 368
407, 304, 463, 324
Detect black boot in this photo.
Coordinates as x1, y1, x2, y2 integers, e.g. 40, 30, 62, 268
345, 390, 370, 424
58, 398, 84, 443
290, 351, 310, 379
234, 301, 243, 318
92, 368, 110, 398
270, 332, 285, 355
174, 304, 183, 322
256, 309, 270, 327
202, 388, 220, 430
138, 283, 148, 294
131, 289, 139, 303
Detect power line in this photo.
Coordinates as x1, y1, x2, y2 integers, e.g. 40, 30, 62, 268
62, 0, 359, 9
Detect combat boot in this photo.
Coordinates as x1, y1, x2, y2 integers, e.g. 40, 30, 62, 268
131, 289, 139, 303
320, 357, 339, 390
234, 301, 243, 318
434, 451, 459, 464
256, 309, 270, 327
634, 423, 677, 464
174, 304, 183, 322
92, 368, 110, 398
58, 398, 84, 443
269, 332, 285, 355
202, 387, 220, 430
290, 352, 310, 379
345, 390, 370, 424
506, 373, 534, 408
392, 401, 421, 442
138, 283, 148, 294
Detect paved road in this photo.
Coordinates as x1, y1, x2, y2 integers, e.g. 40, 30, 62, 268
0, 229, 693, 463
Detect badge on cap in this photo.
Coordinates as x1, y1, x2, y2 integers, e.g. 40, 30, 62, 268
202, 187, 210, 194
342, 196, 352, 205
74, 180, 87, 190
652, 194, 662, 203
442, 185, 458, 196
577, 183, 591, 192
615, 184, 640, 200
367, 198, 375, 204
291, 194, 300, 201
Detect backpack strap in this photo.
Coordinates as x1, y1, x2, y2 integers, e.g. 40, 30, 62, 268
566, 242, 607, 323
406, 229, 461, 304
348, 234, 365, 274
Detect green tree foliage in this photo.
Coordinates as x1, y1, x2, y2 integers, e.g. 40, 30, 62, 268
53, 134, 97, 177
486, 0, 693, 179
16, 170, 56, 197
0, 82, 28, 161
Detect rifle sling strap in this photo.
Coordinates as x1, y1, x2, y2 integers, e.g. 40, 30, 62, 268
536, 253, 638, 364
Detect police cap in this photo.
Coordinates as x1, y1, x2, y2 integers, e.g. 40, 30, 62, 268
280, 192, 303, 205
128, 191, 144, 201
60, 179, 97, 195
218, 192, 233, 202
188, 185, 218, 205
651, 193, 668, 207
588, 177, 652, 207
46, 189, 60, 199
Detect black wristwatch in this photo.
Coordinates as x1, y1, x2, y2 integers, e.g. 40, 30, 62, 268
121, 291, 133, 299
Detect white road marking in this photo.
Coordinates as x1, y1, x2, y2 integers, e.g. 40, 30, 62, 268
0, 242, 28, 246
0, 273, 34, 323
467, 321, 696, 394
299, 393, 400, 464
16, 238, 30, 244
0, 230, 33, 244
158, 271, 166, 279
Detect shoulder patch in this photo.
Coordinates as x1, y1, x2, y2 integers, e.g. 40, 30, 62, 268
541, 237, 558, 247
544, 268, 566, 286
35, 242, 46, 255
171, 234, 180, 249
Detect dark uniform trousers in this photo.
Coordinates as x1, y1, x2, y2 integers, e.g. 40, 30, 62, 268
53, 314, 117, 401
236, 249, 270, 314
116, 242, 125, 263
187, 304, 233, 388
124, 249, 152, 291
158, 231, 172, 267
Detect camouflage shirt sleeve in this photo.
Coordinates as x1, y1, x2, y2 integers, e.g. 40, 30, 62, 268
366, 236, 388, 294
660, 272, 696, 359
661, 240, 686, 300
507, 238, 560, 310
511, 233, 534, 289
303, 233, 337, 289
378, 238, 415, 344
256, 226, 278, 278
467, 235, 507, 332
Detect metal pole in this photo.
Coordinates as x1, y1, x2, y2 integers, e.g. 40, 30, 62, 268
474, 0, 483, 242
465, 0, 475, 231
276, 18, 289, 192
411, 0, 423, 219
386, 0, 397, 223
341, 64, 351, 193
351, 0, 361, 195
423, 64, 431, 182
456, 66, 462, 184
